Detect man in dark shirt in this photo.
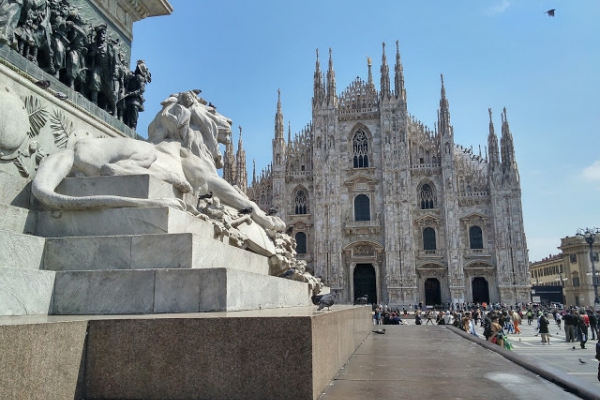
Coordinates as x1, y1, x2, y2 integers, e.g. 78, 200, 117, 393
596, 337, 600, 381
562, 311, 576, 342
588, 310, 598, 341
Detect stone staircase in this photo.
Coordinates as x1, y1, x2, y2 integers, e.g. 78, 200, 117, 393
0, 175, 311, 316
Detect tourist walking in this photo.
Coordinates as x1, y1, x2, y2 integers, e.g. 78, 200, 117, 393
563, 310, 576, 342
578, 312, 589, 349
489, 316, 504, 348
539, 312, 551, 345
595, 337, 600, 382
511, 310, 522, 334
589, 310, 598, 341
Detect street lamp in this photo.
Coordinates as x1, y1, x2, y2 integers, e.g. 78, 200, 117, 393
576, 227, 600, 305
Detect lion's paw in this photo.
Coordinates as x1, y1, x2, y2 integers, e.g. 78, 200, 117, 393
175, 180, 193, 193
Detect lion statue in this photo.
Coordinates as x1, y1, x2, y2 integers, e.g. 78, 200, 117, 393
32, 90, 285, 232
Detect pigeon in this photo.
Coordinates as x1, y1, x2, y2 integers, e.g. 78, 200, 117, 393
311, 294, 324, 306
197, 191, 213, 200
353, 295, 368, 305
208, 102, 217, 109
280, 268, 295, 278
35, 79, 51, 89
372, 328, 386, 334
238, 207, 253, 215
266, 207, 278, 216
578, 358, 586, 364
54, 91, 68, 100
545, 9, 555, 17
316, 292, 336, 311
571, 346, 576, 350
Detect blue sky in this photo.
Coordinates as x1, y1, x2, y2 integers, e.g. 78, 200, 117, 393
130, 0, 600, 263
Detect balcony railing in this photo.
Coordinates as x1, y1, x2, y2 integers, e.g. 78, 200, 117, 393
417, 249, 445, 258
344, 219, 381, 228
464, 249, 492, 258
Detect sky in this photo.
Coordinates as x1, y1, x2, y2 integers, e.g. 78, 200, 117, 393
130, 0, 600, 263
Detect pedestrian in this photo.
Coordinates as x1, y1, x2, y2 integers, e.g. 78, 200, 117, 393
587, 310, 598, 340
512, 310, 522, 334
563, 310, 576, 342
526, 309, 533, 325
489, 315, 504, 347
373, 307, 381, 325
595, 337, 600, 382
425, 310, 434, 325
415, 311, 422, 325
555, 312, 562, 329
578, 312, 589, 349
539, 312, 551, 345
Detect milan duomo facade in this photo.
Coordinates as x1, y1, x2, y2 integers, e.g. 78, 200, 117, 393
224, 42, 530, 306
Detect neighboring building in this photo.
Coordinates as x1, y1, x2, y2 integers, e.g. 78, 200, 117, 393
529, 254, 566, 304
530, 254, 565, 287
560, 234, 600, 307
236, 42, 530, 306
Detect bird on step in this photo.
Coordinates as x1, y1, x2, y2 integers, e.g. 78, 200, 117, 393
238, 207, 253, 215
35, 79, 51, 89
316, 291, 336, 311
54, 91, 68, 100
372, 328, 386, 334
578, 358, 587, 365
197, 191, 213, 199
266, 207, 278, 216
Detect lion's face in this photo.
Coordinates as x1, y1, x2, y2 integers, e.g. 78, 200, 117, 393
206, 107, 232, 145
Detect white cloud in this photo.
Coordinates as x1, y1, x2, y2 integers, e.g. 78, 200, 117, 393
582, 160, 600, 181
486, 0, 510, 16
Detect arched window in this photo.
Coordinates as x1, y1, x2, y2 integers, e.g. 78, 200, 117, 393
469, 226, 483, 249
423, 228, 436, 250
294, 189, 308, 214
295, 232, 307, 254
352, 130, 369, 168
354, 194, 370, 221
419, 183, 436, 209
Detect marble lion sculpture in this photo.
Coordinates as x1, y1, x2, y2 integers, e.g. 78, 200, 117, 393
32, 91, 285, 232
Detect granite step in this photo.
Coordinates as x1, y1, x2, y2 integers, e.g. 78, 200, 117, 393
43, 233, 269, 275
0, 268, 55, 315
0, 229, 45, 270
0, 204, 36, 234
50, 268, 311, 315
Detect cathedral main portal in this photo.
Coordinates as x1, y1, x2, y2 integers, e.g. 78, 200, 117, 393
353, 264, 377, 304
471, 277, 490, 303
424, 278, 442, 306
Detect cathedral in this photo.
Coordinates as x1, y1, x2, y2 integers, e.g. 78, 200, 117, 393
224, 41, 530, 307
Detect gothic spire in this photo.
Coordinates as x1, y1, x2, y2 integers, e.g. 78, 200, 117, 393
252, 159, 256, 186
394, 40, 406, 102
313, 48, 325, 107
367, 55, 373, 86
288, 121, 291, 144
500, 107, 516, 172
235, 125, 247, 193
326, 47, 337, 106
437, 74, 452, 137
380, 42, 390, 99
222, 125, 236, 184
275, 88, 284, 140
487, 108, 500, 172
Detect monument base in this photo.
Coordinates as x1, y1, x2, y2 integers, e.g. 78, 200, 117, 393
0, 306, 371, 400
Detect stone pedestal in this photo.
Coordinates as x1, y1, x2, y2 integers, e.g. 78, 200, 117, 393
0, 306, 372, 400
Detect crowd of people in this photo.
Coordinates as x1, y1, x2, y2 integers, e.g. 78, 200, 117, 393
371, 302, 600, 381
